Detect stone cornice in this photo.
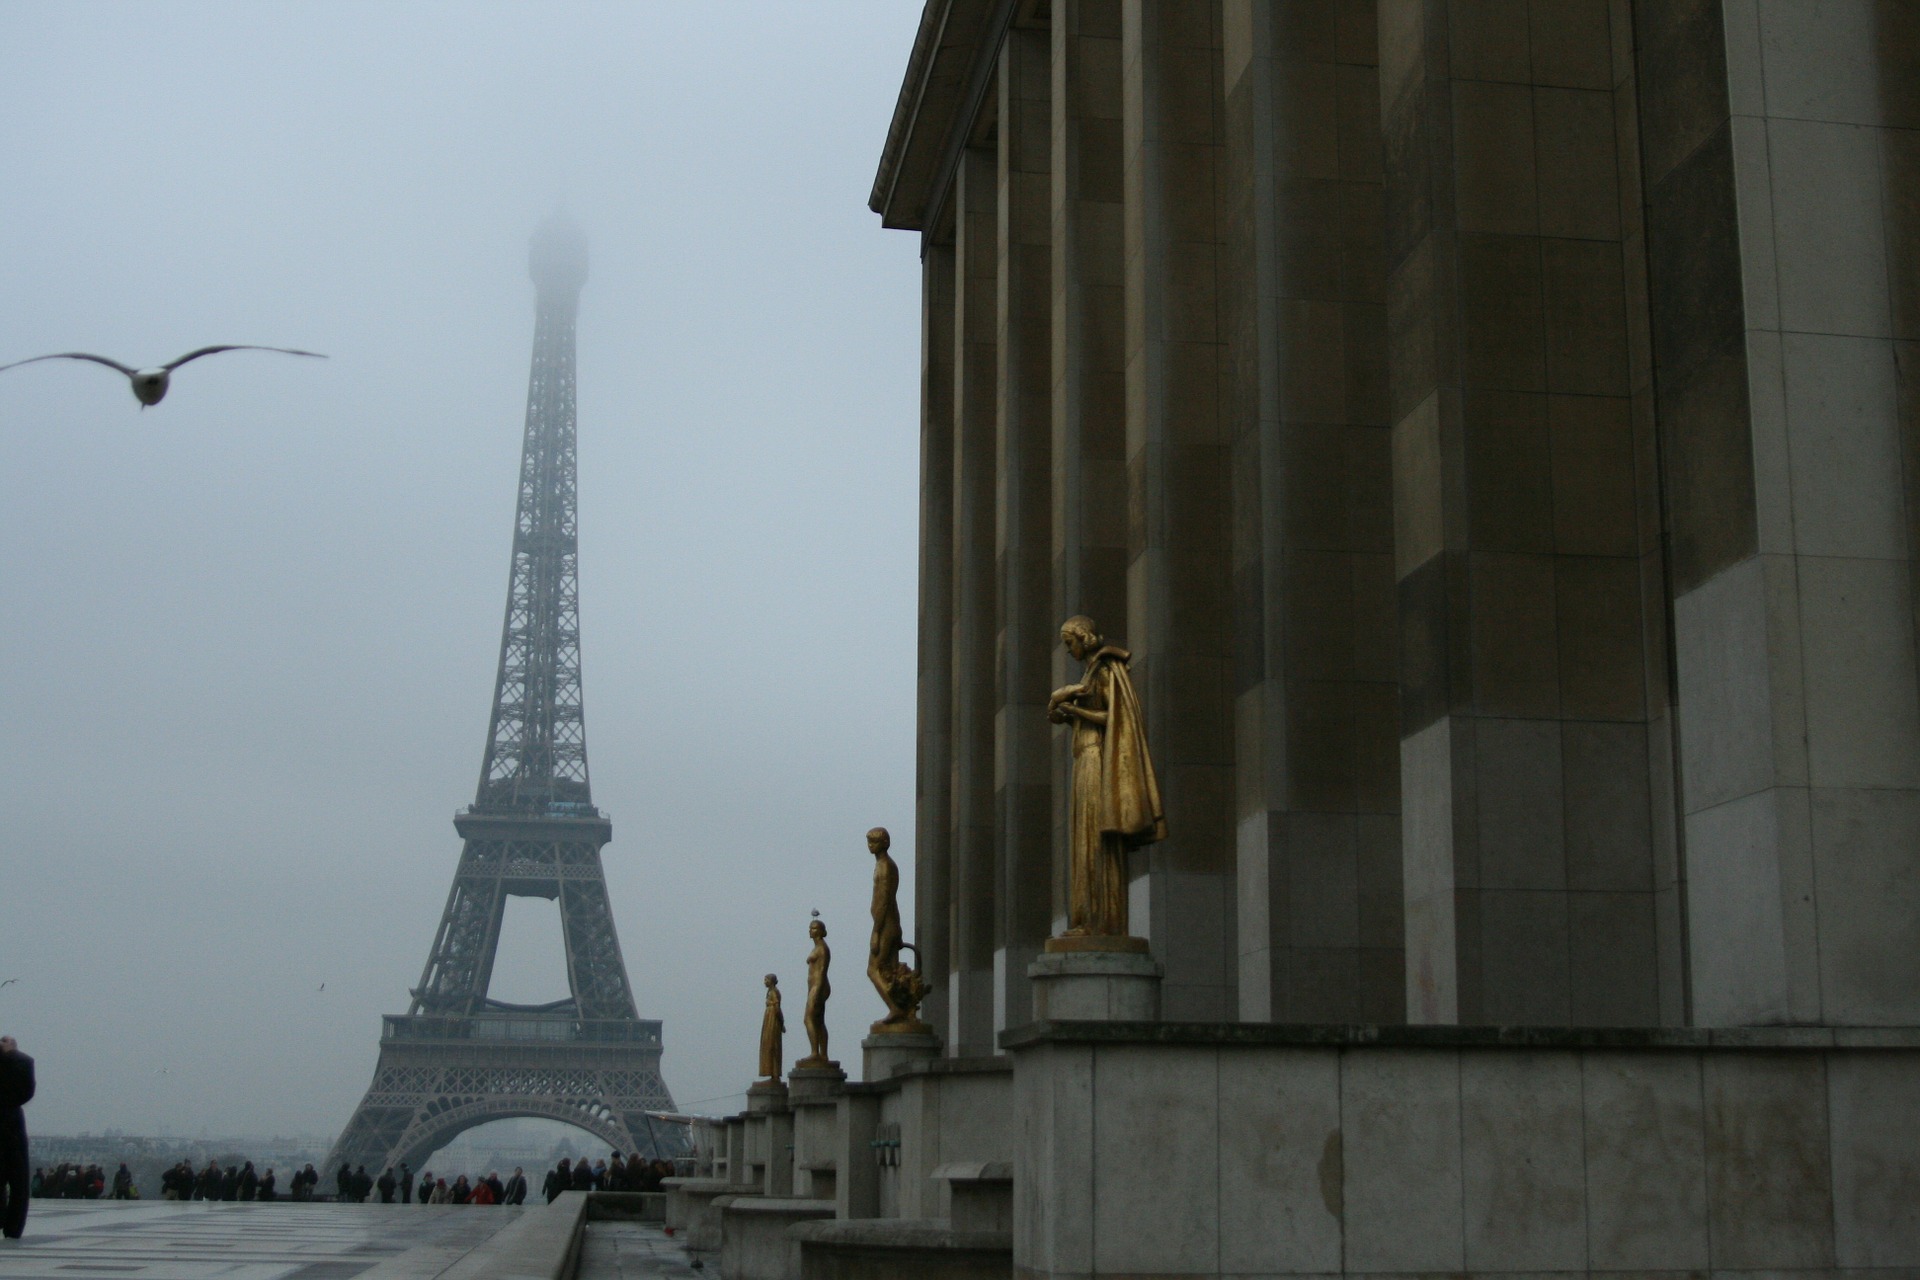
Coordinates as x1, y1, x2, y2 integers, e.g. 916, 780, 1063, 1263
999, 1020, 1920, 1052
869, 0, 1010, 232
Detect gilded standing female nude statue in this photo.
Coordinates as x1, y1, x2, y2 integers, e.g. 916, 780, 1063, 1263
1047, 615, 1167, 943
797, 917, 836, 1068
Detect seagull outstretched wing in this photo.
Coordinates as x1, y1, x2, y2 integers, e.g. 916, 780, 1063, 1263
164, 345, 327, 370
0, 352, 138, 376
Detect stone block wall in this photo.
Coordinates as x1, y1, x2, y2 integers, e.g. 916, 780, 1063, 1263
880, 0, 1920, 1035
1642, 0, 1920, 1027
1006, 1023, 1920, 1278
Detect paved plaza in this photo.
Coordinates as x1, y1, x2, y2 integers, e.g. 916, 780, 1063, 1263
0, 1201, 523, 1280
572, 1222, 700, 1280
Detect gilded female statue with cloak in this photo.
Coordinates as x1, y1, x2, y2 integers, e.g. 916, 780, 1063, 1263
757, 974, 785, 1080
1047, 615, 1167, 942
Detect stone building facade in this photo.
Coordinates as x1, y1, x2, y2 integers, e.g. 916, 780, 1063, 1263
873, 0, 1920, 1047
663, 6, 1920, 1278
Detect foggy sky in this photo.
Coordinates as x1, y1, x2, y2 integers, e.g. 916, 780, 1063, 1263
0, 3, 926, 1139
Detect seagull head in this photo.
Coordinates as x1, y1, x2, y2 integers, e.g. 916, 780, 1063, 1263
131, 368, 170, 406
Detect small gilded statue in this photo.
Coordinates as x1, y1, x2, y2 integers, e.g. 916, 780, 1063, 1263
757, 974, 785, 1080
797, 914, 836, 1068
866, 827, 931, 1033
1047, 615, 1166, 941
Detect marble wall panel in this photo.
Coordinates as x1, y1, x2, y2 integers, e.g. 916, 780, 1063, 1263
1460, 1050, 1587, 1270
1703, 1052, 1836, 1268
1340, 1049, 1464, 1272
1090, 1045, 1219, 1276
1217, 1048, 1342, 1274
1582, 1050, 1710, 1270
1828, 1050, 1920, 1266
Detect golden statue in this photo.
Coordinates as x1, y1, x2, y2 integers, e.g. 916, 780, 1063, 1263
797, 916, 835, 1067
865, 827, 931, 1033
757, 974, 785, 1080
1047, 615, 1166, 942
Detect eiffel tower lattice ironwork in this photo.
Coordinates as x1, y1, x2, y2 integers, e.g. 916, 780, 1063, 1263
328, 216, 676, 1178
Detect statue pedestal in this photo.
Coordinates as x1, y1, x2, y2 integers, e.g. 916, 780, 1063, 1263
747, 1079, 789, 1114
787, 1064, 848, 1200
1029, 942, 1162, 1021
861, 1031, 941, 1082
787, 1063, 847, 1104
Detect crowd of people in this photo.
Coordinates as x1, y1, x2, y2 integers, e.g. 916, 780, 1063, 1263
28, 1163, 123, 1199
157, 1159, 285, 1200
539, 1153, 674, 1201
23, 1150, 679, 1207
326, 1150, 677, 1206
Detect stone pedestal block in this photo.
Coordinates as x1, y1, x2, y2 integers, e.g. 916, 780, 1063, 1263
1028, 949, 1163, 1020
789, 1064, 848, 1201
747, 1079, 790, 1113
788, 1063, 847, 1103
670, 1177, 760, 1254
863, 1031, 941, 1081
720, 1196, 837, 1280
934, 1161, 1014, 1232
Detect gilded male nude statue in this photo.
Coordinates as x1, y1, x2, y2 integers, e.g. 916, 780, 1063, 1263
865, 827, 930, 1032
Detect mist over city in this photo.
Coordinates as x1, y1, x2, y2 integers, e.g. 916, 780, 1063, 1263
0, 2, 924, 1147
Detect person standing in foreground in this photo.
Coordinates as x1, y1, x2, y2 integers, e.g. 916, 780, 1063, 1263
0, 1036, 35, 1240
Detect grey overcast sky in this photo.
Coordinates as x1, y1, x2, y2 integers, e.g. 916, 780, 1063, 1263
0, 3, 926, 1138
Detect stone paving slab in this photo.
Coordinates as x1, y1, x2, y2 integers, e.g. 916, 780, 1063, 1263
573, 1222, 702, 1280
0, 1201, 523, 1280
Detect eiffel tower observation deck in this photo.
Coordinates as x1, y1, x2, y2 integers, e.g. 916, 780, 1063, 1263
328, 216, 677, 1177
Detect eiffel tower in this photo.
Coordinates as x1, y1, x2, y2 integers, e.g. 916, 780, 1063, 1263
328, 215, 676, 1178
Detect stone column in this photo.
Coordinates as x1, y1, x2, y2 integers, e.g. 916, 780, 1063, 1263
1121, 0, 1238, 1020
1052, 0, 1130, 935
1382, 0, 1679, 1025
950, 144, 1001, 1056
1637, 0, 1920, 1025
1218, 1, 1403, 1024
916, 244, 956, 1041
996, 26, 1056, 1036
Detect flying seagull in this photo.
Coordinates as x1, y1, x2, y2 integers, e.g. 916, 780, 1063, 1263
0, 345, 326, 407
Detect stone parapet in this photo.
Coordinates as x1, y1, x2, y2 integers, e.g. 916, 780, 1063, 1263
718, 1196, 836, 1280
1007, 1021, 1920, 1278
792, 1219, 1012, 1280
416, 1190, 589, 1280
662, 1178, 760, 1254
1001, 1020, 1920, 1051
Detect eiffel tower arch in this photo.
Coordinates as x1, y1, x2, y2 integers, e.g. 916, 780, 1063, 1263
328, 215, 677, 1178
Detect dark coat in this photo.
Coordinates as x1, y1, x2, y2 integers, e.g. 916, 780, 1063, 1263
0, 1049, 33, 1149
